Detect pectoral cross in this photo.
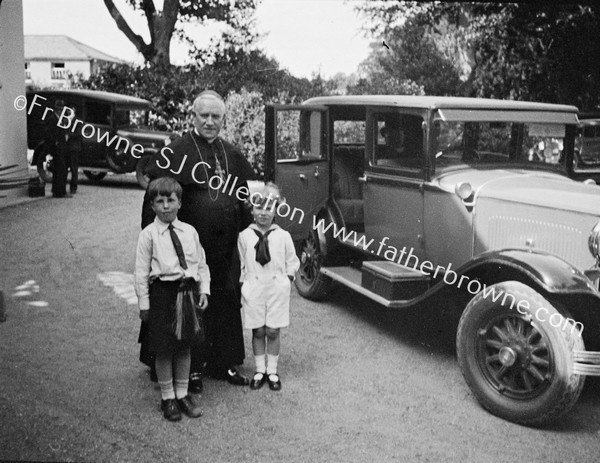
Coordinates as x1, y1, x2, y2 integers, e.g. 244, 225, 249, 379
214, 157, 225, 181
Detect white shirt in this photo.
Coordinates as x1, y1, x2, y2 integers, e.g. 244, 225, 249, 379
237, 223, 300, 283
135, 217, 211, 311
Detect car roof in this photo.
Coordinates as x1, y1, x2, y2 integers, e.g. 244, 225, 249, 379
26, 89, 151, 106
303, 95, 578, 113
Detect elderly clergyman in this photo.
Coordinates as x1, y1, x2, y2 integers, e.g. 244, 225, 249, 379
139, 90, 255, 392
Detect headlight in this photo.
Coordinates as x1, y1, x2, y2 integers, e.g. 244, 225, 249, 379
588, 220, 600, 263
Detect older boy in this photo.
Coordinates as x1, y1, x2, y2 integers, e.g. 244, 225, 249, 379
135, 177, 210, 421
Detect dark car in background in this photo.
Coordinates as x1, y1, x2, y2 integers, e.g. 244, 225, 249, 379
26, 89, 171, 189
572, 112, 600, 183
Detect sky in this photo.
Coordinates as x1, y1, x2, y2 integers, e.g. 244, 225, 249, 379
22, 0, 373, 79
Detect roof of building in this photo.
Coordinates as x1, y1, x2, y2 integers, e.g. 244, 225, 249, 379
25, 35, 124, 63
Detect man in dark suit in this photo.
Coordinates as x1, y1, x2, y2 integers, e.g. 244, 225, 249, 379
45, 99, 69, 198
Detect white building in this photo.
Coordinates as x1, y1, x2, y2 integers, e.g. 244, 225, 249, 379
25, 35, 124, 89
0, 0, 28, 202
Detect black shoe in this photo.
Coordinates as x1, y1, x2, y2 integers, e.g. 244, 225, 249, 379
267, 373, 282, 391
177, 395, 203, 418
161, 399, 182, 421
226, 368, 249, 386
250, 372, 267, 390
189, 372, 203, 394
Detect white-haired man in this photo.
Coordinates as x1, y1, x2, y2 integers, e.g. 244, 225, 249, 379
140, 90, 255, 392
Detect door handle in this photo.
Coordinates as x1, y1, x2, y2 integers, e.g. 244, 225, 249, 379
314, 166, 320, 178
358, 175, 367, 183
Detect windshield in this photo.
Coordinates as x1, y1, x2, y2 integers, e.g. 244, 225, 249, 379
114, 108, 149, 128
434, 120, 569, 173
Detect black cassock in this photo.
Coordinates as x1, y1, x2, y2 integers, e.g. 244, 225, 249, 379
139, 130, 254, 374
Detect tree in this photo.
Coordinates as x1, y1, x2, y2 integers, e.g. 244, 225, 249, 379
103, 0, 258, 67
354, 3, 463, 96
356, 2, 600, 109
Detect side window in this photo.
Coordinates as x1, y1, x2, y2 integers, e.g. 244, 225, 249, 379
373, 112, 423, 169
333, 120, 365, 145
276, 109, 325, 161
84, 101, 111, 126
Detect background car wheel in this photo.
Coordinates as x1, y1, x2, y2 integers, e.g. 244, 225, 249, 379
106, 146, 136, 174
83, 171, 107, 182
135, 156, 152, 189
294, 229, 331, 300
36, 152, 53, 183
456, 281, 585, 426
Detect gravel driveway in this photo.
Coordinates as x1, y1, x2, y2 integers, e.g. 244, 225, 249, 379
1, 175, 600, 463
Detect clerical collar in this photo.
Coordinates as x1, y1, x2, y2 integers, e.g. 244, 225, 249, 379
193, 128, 218, 145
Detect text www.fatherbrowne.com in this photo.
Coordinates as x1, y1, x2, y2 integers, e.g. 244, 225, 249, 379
312, 216, 584, 335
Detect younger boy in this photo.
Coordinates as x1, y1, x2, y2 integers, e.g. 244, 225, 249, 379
237, 183, 300, 391
134, 177, 210, 421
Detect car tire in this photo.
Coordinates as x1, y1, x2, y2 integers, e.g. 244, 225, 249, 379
294, 229, 331, 300
83, 171, 107, 182
456, 281, 585, 426
135, 156, 152, 190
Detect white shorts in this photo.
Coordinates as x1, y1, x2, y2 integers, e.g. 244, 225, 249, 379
241, 274, 291, 329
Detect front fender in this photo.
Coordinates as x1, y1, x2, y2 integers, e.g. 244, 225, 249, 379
463, 249, 598, 294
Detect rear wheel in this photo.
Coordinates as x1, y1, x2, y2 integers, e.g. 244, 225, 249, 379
83, 171, 107, 182
294, 229, 331, 300
36, 151, 53, 183
456, 281, 585, 426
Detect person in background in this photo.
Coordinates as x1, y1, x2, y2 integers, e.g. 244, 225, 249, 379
46, 99, 69, 198
237, 183, 300, 391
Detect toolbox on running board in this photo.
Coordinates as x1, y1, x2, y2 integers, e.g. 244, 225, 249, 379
361, 261, 429, 300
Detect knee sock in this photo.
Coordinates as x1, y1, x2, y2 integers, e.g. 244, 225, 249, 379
174, 379, 189, 399
266, 354, 279, 375
254, 354, 266, 374
158, 379, 175, 401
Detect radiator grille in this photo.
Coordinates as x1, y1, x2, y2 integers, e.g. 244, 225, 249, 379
487, 216, 588, 267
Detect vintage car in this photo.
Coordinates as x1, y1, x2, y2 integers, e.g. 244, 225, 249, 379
572, 112, 600, 183
26, 89, 171, 188
264, 95, 600, 426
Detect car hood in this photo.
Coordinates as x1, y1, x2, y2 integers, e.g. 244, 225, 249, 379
117, 127, 171, 143
437, 169, 600, 216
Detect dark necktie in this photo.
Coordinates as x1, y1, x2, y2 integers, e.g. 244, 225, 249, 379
253, 229, 273, 266
168, 223, 188, 270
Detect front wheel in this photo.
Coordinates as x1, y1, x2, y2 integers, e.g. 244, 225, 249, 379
135, 156, 152, 189
294, 229, 331, 300
456, 281, 585, 426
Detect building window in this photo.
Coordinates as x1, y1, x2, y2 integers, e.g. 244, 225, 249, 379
51, 62, 66, 79
25, 62, 31, 79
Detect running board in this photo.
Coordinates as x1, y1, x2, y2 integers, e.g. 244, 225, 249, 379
320, 266, 419, 308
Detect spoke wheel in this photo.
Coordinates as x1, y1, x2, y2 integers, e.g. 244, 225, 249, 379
457, 281, 584, 426
477, 315, 552, 400
294, 229, 331, 300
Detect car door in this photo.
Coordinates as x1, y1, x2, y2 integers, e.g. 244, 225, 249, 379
265, 105, 329, 241
81, 99, 112, 166
362, 107, 427, 265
